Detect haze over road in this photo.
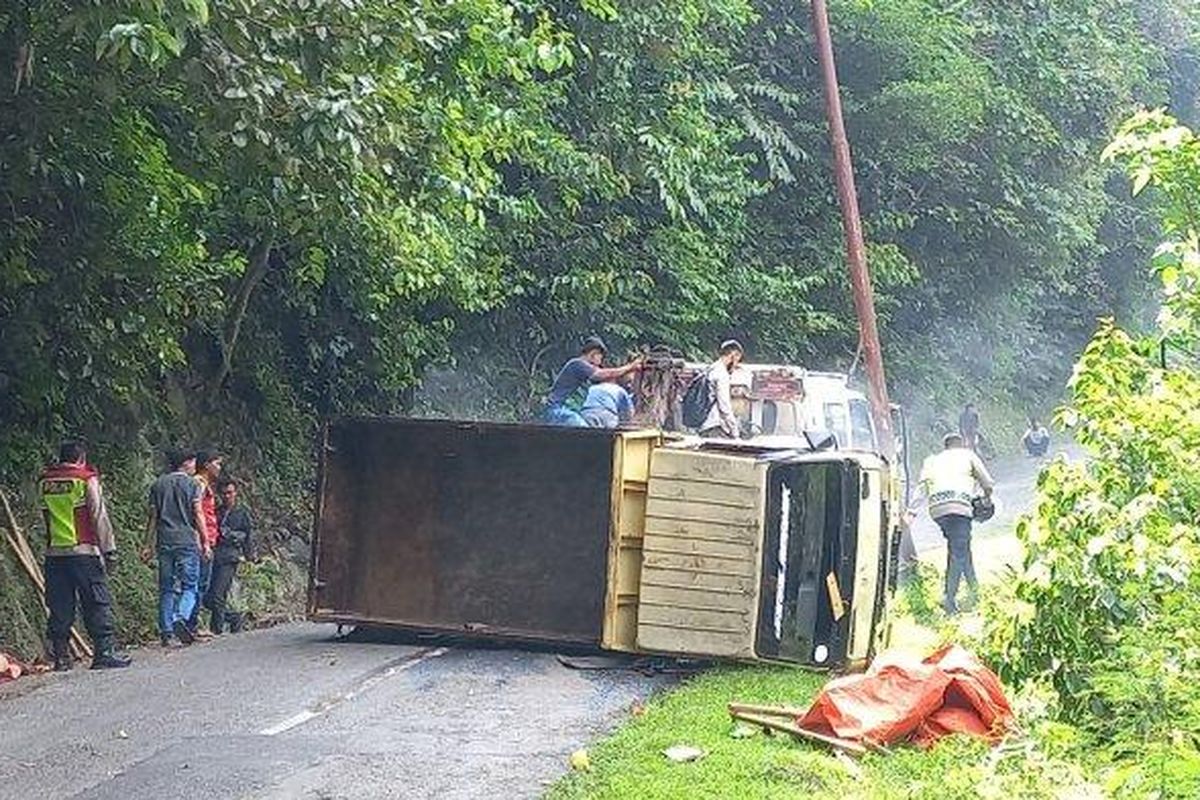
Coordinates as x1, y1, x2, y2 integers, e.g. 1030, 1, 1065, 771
0, 625, 667, 800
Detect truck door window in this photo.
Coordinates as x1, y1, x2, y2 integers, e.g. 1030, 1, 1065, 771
823, 403, 849, 447
761, 400, 778, 435
849, 399, 874, 451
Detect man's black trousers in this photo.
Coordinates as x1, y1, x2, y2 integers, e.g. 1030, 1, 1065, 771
44, 554, 116, 651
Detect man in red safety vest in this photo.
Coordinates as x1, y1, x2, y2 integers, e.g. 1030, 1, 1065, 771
40, 441, 132, 670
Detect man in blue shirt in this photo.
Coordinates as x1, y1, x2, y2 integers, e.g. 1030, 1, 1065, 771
581, 382, 635, 429
543, 336, 642, 426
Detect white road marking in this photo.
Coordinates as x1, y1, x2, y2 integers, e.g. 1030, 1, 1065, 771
258, 646, 448, 736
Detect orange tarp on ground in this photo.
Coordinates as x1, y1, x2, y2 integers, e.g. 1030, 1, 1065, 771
798, 644, 1014, 748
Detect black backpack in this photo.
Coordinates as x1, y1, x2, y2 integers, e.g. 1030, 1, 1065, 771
681, 369, 715, 429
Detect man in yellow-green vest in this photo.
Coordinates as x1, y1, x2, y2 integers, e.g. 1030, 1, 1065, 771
40, 441, 131, 670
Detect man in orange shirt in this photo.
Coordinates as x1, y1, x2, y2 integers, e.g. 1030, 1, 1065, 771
189, 450, 222, 635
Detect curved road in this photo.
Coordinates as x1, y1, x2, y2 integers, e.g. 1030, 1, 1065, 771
0, 626, 667, 800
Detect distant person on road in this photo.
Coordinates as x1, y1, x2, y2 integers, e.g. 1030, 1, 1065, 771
909, 433, 995, 615
580, 381, 636, 429
543, 336, 643, 427
204, 478, 253, 634
958, 403, 980, 452
189, 450, 223, 637
148, 448, 205, 646
698, 339, 745, 439
40, 441, 132, 670
1022, 418, 1050, 457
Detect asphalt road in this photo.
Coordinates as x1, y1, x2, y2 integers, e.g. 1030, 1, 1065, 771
0, 624, 669, 800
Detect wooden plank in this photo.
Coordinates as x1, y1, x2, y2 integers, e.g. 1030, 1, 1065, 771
639, 581, 752, 605
642, 537, 753, 561
650, 449, 762, 485
644, 517, 758, 543
648, 476, 761, 508
641, 551, 756, 578
645, 496, 759, 527
638, 623, 753, 658
729, 710, 868, 756
638, 602, 753, 632
640, 564, 756, 593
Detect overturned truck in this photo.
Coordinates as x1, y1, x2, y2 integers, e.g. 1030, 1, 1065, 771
308, 417, 900, 669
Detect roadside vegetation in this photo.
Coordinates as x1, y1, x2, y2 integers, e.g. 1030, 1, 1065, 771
552, 110, 1200, 799
1, 2, 1197, 658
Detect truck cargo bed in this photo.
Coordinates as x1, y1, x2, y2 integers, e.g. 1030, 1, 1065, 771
309, 418, 618, 644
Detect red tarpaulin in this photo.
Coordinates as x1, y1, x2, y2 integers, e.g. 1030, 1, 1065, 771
798, 644, 1015, 748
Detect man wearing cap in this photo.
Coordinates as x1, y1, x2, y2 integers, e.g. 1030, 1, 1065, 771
40, 441, 132, 670
908, 433, 995, 615
543, 336, 643, 427
698, 339, 745, 439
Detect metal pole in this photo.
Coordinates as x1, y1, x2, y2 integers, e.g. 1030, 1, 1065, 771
809, 0, 894, 460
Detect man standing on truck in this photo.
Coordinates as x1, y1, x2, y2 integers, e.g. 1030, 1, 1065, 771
909, 433, 994, 615
581, 381, 635, 429
543, 336, 643, 426
698, 339, 745, 439
40, 441, 132, 670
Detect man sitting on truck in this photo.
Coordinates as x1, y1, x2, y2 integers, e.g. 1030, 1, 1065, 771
698, 339, 745, 439
543, 336, 643, 427
909, 433, 995, 615
581, 381, 635, 429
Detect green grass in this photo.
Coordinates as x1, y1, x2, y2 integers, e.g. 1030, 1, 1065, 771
549, 660, 1098, 800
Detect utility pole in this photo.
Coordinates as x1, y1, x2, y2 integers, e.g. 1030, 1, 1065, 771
809, 0, 894, 460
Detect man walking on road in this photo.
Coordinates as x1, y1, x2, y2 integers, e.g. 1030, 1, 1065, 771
958, 403, 980, 452
911, 433, 994, 615
148, 448, 205, 645
40, 441, 132, 670
698, 339, 745, 439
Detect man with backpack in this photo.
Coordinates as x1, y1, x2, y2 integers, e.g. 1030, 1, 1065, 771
682, 339, 745, 438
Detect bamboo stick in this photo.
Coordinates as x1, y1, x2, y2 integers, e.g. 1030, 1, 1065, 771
730, 709, 869, 757
728, 701, 811, 718
1, 490, 93, 660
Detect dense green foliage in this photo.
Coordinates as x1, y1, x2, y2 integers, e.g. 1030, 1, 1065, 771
985, 110, 1200, 798
1, 1, 1197, 657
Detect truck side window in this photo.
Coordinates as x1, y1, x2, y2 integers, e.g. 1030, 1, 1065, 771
849, 399, 874, 451
824, 403, 849, 448
762, 400, 778, 435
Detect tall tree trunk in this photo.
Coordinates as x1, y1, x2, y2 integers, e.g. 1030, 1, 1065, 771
213, 233, 274, 390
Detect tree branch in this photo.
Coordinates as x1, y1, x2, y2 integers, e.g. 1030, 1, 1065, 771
213, 233, 274, 389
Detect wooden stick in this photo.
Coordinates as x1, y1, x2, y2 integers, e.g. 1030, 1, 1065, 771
728, 702, 811, 719
1, 491, 93, 660
730, 710, 868, 756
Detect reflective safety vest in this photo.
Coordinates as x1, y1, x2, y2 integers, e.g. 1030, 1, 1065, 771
40, 464, 99, 549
